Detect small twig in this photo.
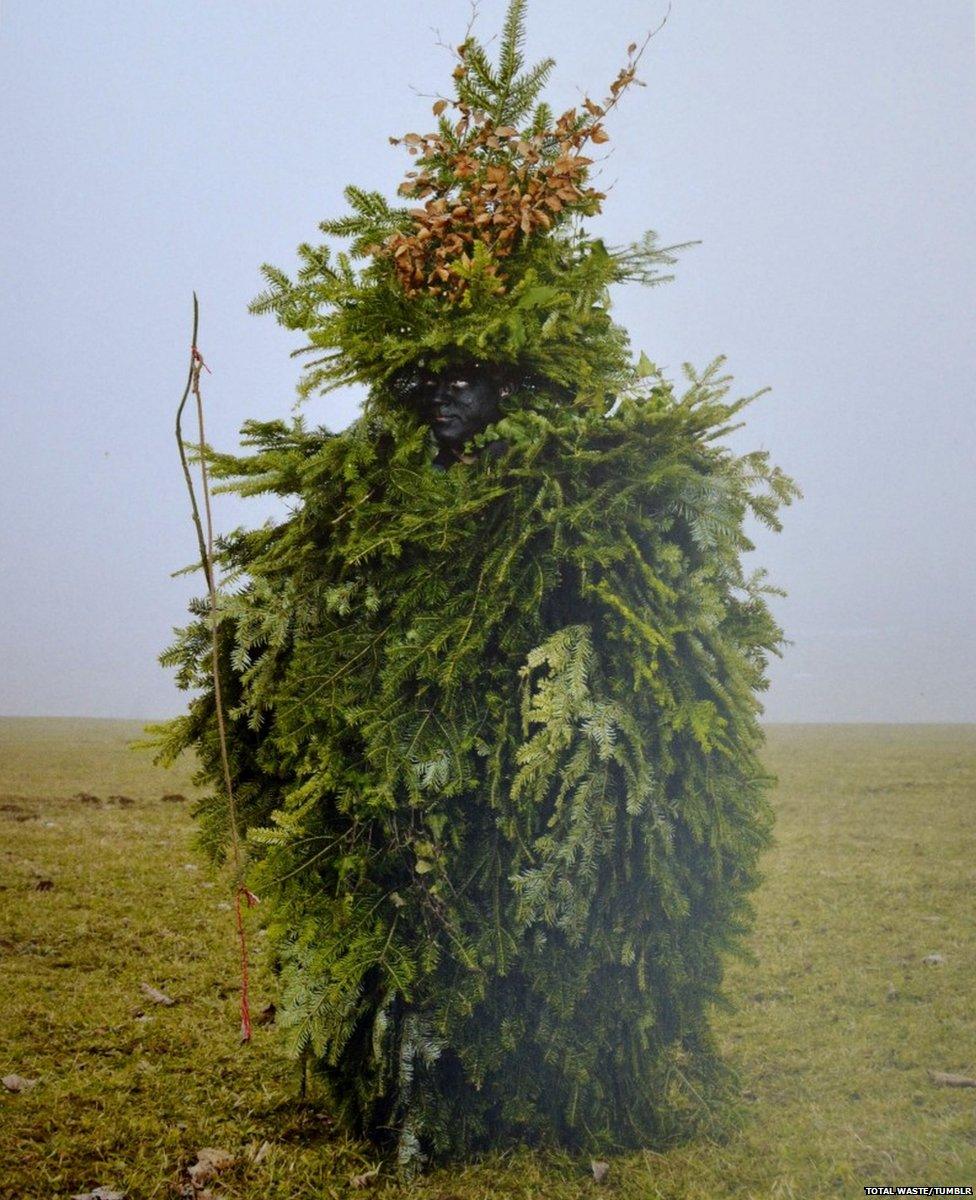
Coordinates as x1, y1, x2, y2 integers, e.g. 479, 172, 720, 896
430, 26, 456, 57
329, 488, 376, 525
463, 1, 481, 44
430, 1, 483, 58
175, 297, 213, 594
630, 2, 673, 75
409, 85, 452, 103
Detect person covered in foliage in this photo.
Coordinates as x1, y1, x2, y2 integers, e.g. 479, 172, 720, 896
157, 0, 797, 1167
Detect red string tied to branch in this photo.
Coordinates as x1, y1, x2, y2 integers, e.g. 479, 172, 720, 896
235, 887, 260, 1043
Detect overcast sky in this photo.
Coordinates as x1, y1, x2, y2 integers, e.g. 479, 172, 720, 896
2, 1, 974, 722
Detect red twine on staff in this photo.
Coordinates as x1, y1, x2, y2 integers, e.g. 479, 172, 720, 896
235, 887, 260, 1043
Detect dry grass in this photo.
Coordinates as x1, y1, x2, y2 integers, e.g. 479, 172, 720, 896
1, 718, 974, 1198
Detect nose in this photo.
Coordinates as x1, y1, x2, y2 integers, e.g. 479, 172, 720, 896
431, 380, 457, 415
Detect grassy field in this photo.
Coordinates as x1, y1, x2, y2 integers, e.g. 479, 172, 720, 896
1, 718, 974, 1199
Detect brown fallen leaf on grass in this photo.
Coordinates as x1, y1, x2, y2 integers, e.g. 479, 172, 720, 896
197, 1148, 236, 1171
350, 1164, 381, 1188
0, 802, 38, 821
3, 1073, 38, 1092
139, 982, 176, 1006
188, 1147, 236, 1188
591, 1160, 610, 1183
929, 1070, 976, 1088
187, 1163, 215, 1189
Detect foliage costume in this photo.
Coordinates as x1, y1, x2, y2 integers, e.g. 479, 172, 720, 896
158, 1, 797, 1166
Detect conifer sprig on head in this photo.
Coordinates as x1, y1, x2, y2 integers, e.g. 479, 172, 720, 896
247, 1, 683, 405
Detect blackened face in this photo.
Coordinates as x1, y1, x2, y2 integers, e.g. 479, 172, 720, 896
421, 367, 504, 453
391, 359, 512, 467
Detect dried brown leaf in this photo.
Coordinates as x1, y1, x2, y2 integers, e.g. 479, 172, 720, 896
929, 1070, 976, 1088
188, 1161, 215, 1188
139, 982, 176, 1006
350, 1165, 381, 1188
3, 1073, 38, 1093
196, 1148, 236, 1172
187, 1147, 236, 1188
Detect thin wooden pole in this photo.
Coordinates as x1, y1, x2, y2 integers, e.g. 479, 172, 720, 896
175, 294, 256, 1042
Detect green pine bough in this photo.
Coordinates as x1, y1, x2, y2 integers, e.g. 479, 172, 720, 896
156, 1, 798, 1166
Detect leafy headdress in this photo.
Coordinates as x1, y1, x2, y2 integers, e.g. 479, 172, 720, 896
251, 0, 684, 411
